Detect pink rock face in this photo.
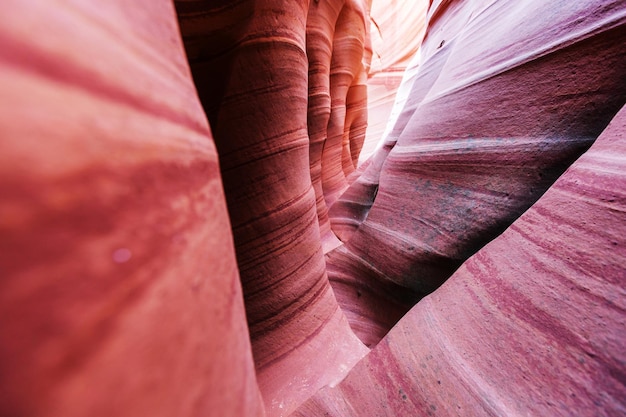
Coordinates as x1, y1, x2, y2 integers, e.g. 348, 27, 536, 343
1, 0, 624, 416
0, 1, 263, 416
321, 0, 368, 207
306, 0, 372, 252
175, 1, 368, 415
361, 0, 429, 162
327, 0, 626, 346
306, 0, 351, 252
329, 0, 429, 244
293, 104, 626, 417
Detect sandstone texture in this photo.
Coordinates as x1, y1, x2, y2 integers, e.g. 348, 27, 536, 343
0, 1, 263, 416
327, 0, 626, 346
361, 0, 429, 162
295, 104, 626, 417
175, 1, 369, 414
0, 0, 624, 416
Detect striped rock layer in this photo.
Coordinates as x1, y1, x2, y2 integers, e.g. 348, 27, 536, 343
0, 0, 263, 416
361, 0, 429, 162
175, 0, 370, 415
327, 0, 626, 346
306, 0, 372, 252
0, 0, 624, 417
295, 104, 626, 417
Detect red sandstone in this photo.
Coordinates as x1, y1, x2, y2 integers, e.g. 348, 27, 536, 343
0, 1, 624, 416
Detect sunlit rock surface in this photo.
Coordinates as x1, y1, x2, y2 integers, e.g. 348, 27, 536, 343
0, 0, 624, 416
294, 104, 626, 417
361, 0, 429, 162
327, 0, 626, 346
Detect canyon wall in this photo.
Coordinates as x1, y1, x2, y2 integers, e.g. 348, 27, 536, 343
0, 1, 264, 416
175, 1, 369, 414
0, 0, 624, 417
296, 103, 626, 417
361, 0, 429, 161
327, 0, 626, 347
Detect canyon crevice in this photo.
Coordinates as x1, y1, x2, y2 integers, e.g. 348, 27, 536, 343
0, 1, 624, 417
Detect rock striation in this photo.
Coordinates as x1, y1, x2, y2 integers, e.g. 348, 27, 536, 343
0, 1, 263, 416
327, 0, 626, 346
361, 0, 429, 162
0, 0, 624, 416
306, 0, 372, 252
294, 104, 626, 417
175, 1, 368, 415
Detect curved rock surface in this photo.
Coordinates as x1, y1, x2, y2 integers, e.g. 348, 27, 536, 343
328, 0, 626, 346
306, 0, 372, 252
0, 0, 624, 416
362, 0, 429, 162
0, 1, 263, 416
175, 1, 367, 414
294, 104, 626, 417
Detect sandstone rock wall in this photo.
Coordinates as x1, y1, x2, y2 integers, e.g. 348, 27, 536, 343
0, 0, 624, 416
362, 0, 429, 162
176, 1, 378, 414
327, 0, 626, 347
295, 104, 626, 417
0, 1, 264, 416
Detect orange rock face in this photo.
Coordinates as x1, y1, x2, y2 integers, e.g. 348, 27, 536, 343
1, 0, 624, 417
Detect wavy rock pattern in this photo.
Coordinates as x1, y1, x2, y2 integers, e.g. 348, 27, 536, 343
175, 1, 368, 415
319, 0, 368, 208
329, 0, 428, 243
328, 0, 626, 346
306, 0, 352, 251
0, 1, 263, 416
329, 49, 426, 242
306, 0, 371, 252
294, 104, 626, 417
1, 0, 624, 416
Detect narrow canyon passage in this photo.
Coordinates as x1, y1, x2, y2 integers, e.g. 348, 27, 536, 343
0, 1, 624, 417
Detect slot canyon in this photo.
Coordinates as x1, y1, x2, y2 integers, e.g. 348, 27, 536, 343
0, 0, 625, 416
